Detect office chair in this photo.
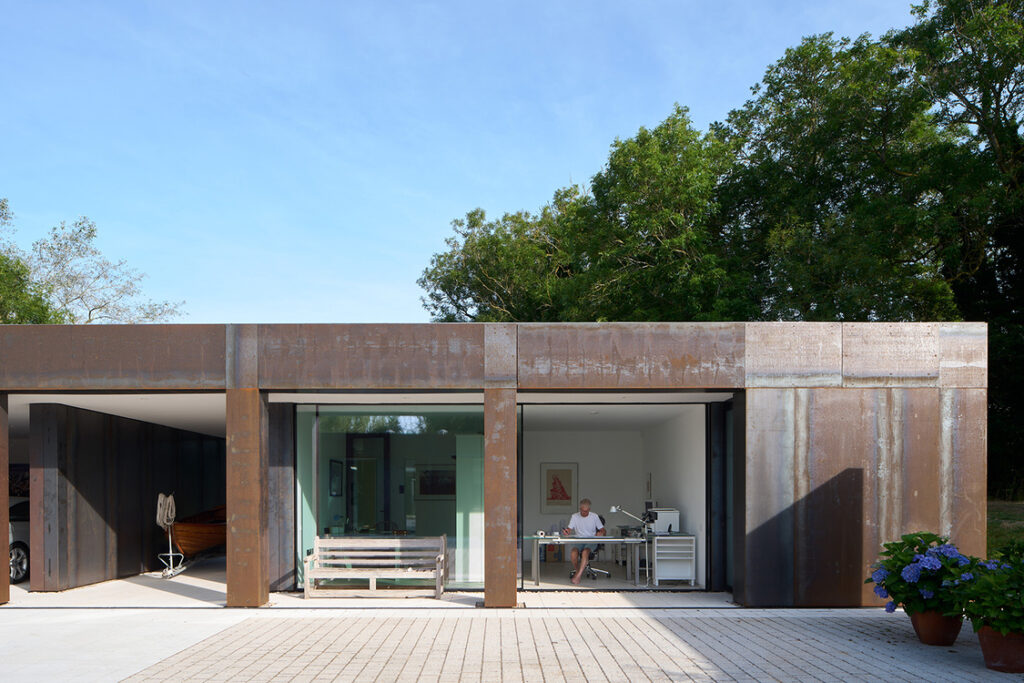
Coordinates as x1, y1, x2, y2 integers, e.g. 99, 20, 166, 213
568, 515, 611, 580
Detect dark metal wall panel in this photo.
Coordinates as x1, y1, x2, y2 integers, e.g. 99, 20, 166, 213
947, 388, 987, 558
257, 324, 486, 390
799, 389, 877, 607
226, 388, 269, 607
729, 393, 746, 604
517, 323, 745, 390
0, 325, 226, 390
842, 323, 940, 387
484, 387, 518, 607
900, 389, 942, 538
0, 394, 8, 604
28, 404, 225, 592
267, 403, 296, 591
707, 402, 727, 592
744, 323, 842, 388
743, 388, 795, 606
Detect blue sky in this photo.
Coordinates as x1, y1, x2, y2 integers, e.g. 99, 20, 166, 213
1, 1, 916, 323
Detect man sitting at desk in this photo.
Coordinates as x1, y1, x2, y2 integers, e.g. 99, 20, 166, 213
563, 497, 606, 585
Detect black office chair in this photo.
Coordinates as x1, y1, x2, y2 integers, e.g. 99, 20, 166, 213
568, 515, 610, 580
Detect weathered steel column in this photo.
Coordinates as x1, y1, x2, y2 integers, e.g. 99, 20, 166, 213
226, 324, 269, 607
483, 324, 518, 607
0, 394, 9, 605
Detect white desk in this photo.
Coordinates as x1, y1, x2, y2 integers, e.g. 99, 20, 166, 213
524, 536, 646, 586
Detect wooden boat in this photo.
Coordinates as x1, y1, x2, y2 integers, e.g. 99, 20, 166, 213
169, 506, 226, 557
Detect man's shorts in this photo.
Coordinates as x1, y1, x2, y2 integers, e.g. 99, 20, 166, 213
572, 543, 599, 554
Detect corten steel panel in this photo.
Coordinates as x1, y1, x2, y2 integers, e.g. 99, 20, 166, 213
744, 323, 842, 388
0, 325, 226, 390
0, 395, 8, 605
257, 324, 486, 390
30, 405, 66, 591
517, 323, 745, 390
798, 389, 879, 607
484, 387, 518, 608
939, 323, 988, 388
842, 323, 939, 387
743, 388, 796, 606
268, 403, 296, 591
900, 390, 942, 536
226, 388, 269, 607
227, 324, 260, 389
484, 324, 517, 388
947, 388, 987, 558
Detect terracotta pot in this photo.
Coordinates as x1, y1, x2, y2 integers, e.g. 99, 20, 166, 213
909, 610, 963, 646
977, 626, 1024, 673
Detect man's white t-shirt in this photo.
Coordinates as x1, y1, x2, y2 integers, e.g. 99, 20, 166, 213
568, 512, 604, 537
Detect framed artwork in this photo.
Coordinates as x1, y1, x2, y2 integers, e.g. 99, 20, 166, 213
540, 462, 577, 515
415, 465, 456, 500
329, 459, 344, 497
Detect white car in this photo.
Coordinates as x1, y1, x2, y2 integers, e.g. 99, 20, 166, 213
9, 496, 29, 584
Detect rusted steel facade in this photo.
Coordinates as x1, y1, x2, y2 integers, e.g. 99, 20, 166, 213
0, 322, 987, 608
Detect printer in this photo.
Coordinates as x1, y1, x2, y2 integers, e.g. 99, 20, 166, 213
650, 508, 680, 535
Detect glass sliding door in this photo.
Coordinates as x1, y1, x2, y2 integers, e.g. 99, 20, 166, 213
295, 404, 485, 589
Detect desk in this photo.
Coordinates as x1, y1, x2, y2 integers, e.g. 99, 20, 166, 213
524, 536, 645, 586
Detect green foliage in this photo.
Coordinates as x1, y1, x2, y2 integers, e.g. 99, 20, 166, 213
866, 532, 973, 616
419, 0, 1024, 495
419, 108, 741, 322
960, 542, 1024, 635
0, 251, 66, 324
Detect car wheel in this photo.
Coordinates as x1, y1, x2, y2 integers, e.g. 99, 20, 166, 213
10, 542, 29, 584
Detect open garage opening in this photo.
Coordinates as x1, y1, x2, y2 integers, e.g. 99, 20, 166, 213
6, 393, 227, 605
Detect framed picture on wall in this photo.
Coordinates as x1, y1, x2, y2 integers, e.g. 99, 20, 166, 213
329, 459, 344, 497
415, 465, 456, 500
540, 462, 578, 515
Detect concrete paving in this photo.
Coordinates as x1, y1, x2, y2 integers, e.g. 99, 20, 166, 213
0, 562, 1011, 681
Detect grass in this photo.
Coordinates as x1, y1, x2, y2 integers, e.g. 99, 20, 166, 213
988, 500, 1024, 555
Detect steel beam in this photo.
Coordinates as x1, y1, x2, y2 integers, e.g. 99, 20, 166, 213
484, 387, 517, 608
517, 322, 745, 390
226, 388, 269, 607
0, 324, 226, 390
257, 323, 485, 390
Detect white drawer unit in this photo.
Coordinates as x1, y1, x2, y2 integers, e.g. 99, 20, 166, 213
653, 535, 696, 586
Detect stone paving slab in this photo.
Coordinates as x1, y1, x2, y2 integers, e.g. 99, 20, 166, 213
124, 609, 1010, 682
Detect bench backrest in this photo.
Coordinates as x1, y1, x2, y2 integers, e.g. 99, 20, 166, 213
312, 535, 446, 569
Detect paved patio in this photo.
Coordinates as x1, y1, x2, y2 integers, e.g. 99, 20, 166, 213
0, 561, 1013, 681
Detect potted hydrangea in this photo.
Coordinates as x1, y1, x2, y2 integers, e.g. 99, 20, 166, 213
958, 542, 1024, 673
866, 532, 971, 646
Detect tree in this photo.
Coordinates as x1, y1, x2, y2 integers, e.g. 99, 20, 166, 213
419, 107, 740, 322
0, 198, 65, 323
890, 0, 1024, 497
18, 214, 182, 323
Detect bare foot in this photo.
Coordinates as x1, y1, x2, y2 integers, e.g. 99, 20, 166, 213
571, 575, 581, 585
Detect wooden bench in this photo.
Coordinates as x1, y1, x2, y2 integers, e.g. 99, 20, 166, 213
303, 535, 448, 598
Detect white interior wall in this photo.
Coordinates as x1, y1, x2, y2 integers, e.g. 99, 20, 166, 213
521, 430, 646, 561
642, 406, 707, 587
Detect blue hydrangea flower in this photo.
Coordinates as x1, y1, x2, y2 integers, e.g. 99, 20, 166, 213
957, 555, 970, 567
920, 556, 942, 571
885, 601, 897, 613
871, 568, 889, 584
1002, 563, 1012, 570
984, 560, 1000, 570
901, 563, 923, 583
920, 589, 934, 599
914, 553, 927, 562
937, 544, 961, 559
874, 585, 888, 599
961, 572, 974, 581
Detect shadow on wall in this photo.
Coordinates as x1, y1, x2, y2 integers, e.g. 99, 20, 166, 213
746, 468, 865, 607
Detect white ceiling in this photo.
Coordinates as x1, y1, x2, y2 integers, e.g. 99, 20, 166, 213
8, 394, 226, 439
522, 403, 702, 431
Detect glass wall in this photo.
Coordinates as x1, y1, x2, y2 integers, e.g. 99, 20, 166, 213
296, 405, 485, 588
